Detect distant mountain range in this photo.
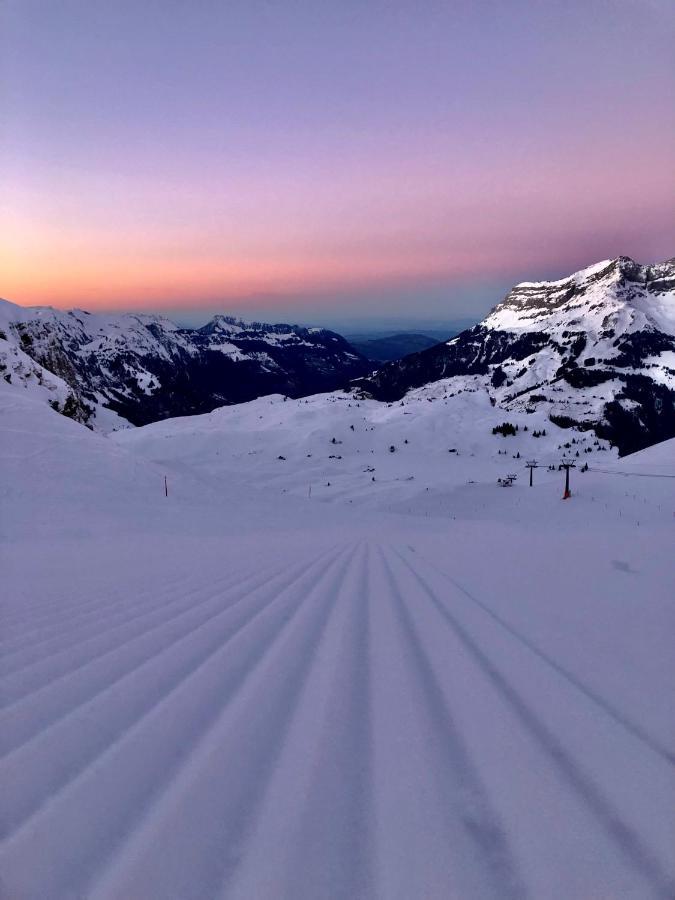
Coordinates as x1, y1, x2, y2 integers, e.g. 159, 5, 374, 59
356, 256, 675, 454
0, 303, 370, 428
2, 256, 673, 454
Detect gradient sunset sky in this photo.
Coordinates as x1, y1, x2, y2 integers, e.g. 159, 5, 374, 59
2, 0, 674, 327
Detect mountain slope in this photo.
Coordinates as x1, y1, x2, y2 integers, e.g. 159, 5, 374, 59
0, 300, 370, 429
113, 388, 617, 515
356, 257, 675, 454
3, 378, 673, 899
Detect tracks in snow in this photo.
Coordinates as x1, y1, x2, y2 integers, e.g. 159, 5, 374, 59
1, 541, 673, 899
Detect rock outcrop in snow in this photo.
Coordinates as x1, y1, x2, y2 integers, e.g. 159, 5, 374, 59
356, 257, 675, 454
0, 301, 370, 429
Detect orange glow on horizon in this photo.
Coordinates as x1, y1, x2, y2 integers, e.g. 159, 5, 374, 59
0, 241, 502, 310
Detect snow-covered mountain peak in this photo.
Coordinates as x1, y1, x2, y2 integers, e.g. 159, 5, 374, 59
357, 256, 675, 454
512, 258, 615, 291
198, 314, 333, 341
483, 256, 675, 337
199, 315, 246, 335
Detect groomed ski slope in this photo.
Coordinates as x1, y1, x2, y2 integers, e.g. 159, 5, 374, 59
1, 385, 674, 899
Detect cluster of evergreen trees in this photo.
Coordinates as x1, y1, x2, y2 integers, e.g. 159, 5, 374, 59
492, 422, 517, 437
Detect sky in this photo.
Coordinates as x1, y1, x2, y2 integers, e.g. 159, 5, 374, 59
1, 0, 674, 329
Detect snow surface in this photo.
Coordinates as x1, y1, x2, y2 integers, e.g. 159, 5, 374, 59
1, 380, 674, 899
113, 388, 620, 514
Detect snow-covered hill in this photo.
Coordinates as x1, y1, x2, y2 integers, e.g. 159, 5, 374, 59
113, 387, 619, 514
0, 299, 369, 429
358, 257, 675, 454
1, 377, 674, 899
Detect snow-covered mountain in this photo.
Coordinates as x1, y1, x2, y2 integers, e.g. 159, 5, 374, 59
0, 300, 370, 429
3, 373, 673, 899
357, 257, 675, 454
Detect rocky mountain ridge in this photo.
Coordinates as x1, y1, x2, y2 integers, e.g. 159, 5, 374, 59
0, 301, 370, 428
356, 257, 675, 454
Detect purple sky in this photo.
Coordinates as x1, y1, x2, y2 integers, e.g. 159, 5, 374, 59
2, 0, 674, 327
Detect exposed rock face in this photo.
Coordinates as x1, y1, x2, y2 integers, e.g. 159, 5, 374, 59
0, 302, 370, 428
356, 257, 675, 455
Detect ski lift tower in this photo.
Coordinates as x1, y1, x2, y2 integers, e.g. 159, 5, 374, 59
525, 459, 538, 487
560, 458, 576, 499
